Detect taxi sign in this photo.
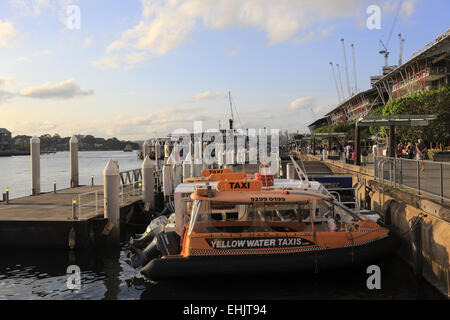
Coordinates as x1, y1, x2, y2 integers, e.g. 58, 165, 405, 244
201, 168, 232, 176
217, 179, 262, 192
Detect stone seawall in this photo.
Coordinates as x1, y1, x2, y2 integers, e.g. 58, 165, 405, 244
301, 154, 450, 298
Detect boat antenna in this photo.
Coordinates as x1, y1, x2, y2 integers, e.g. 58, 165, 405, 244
228, 91, 234, 130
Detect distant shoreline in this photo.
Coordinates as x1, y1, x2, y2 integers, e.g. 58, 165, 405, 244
0, 149, 138, 157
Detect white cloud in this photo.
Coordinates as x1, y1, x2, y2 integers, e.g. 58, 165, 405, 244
39, 49, 52, 55
288, 96, 316, 111
84, 37, 93, 48
190, 90, 227, 101
16, 57, 31, 63
96, 0, 363, 68
0, 20, 19, 48
400, 0, 417, 17
0, 76, 16, 88
381, 0, 417, 18
292, 31, 315, 45
19, 78, 94, 99
0, 76, 16, 104
9, 0, 78, 16
230, 45, 240, 56
10, 0, 50, 15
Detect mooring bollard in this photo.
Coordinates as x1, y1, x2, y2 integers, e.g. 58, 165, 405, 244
183, 155, 193, 182
70, 135, 79, 188
72, 199, 78, 220
30, 136, 41, 196
154, 139, 160, 169
53, 181, 56, 193
103, 159, 120, 245
287, 163, 295, 180
164, 141, 169, 159
142, 155, 155, 210
143, 141, 148, 159
172, 164, 182, 190
162, 164, 173, 200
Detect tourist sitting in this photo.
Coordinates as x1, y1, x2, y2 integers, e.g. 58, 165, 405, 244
327, 214, 341, 232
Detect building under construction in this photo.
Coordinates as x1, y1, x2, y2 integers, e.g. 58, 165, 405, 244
309, 28, 450, 132
372, 29, 449, 105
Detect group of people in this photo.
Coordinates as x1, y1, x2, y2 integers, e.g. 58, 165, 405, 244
397, 139, 428, 171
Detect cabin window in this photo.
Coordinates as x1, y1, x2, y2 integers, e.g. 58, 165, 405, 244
188, 200, 311, 234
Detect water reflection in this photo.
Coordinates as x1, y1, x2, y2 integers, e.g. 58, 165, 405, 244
0, 247, 444, 300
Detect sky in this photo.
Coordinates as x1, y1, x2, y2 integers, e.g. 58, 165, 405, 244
0, 0, 448, 140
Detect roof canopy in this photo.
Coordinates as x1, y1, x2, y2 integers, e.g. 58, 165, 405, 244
313, 132, 347, 138
356, 115, 437, 127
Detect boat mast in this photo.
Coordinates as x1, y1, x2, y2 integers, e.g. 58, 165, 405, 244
228, 91, 234, 130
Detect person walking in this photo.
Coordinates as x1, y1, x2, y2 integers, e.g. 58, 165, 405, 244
416, 139, 427, 172
397, 143, 403, 158
406, 142, 414, 159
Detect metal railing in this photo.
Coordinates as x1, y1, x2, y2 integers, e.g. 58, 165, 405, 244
77, 190, 102, 219
119, 168, 142, 185
374, 156, 450, 202
120, 182, 142, 205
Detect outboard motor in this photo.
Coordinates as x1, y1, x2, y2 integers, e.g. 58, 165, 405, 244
129, 231, 180, 269
130, 216, 168, 249
140, 231, 180, 277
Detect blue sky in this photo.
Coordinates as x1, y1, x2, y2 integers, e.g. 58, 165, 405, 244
0, 0, 448, 140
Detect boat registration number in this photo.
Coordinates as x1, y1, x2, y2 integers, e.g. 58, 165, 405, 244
250, 197, 286, 202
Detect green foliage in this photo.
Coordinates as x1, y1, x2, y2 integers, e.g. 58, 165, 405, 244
369, 86, 450, 145
11, 134, 140, 152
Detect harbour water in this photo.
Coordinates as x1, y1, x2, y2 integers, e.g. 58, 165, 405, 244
0, 151, 142, 200
0, 151, 444, 300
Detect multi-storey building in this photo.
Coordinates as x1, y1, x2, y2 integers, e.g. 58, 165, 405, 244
0, 128, 12, 155
372, 29, 449, 104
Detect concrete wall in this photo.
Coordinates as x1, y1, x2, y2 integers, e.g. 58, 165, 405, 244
303, 154, 450, 298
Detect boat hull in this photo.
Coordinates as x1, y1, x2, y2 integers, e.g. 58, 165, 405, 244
141, 234, 399, 280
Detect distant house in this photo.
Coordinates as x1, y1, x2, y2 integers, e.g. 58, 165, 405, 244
0, 128, 12, 155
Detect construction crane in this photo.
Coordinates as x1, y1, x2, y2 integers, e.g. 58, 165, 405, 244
379, 0, 404, 66
398, 33, 405, 65
329, 62, 342, 103
336, 63, 345, 100
351, 43, 358, 94
341, 38, 352, 97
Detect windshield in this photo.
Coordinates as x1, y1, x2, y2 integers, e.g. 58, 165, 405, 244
188, 200, 313, 234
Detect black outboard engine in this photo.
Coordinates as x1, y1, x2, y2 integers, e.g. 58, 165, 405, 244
140, 231, 180, 277
129, 231, 180, 269
129, 216, 168, 249
155, 231, 180, 256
